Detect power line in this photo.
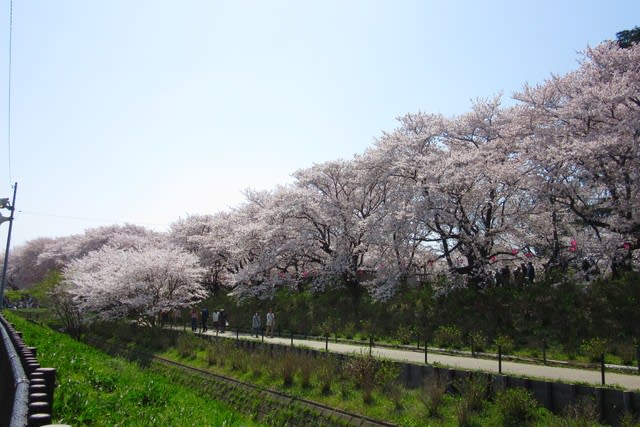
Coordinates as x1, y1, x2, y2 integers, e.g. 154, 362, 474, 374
6, 0, 13, 184
17, 209, 171, 228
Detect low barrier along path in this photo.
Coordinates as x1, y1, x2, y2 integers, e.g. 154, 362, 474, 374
187, 327, 640, 391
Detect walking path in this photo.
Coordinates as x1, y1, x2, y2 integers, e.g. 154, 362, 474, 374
195, 328, 640, 391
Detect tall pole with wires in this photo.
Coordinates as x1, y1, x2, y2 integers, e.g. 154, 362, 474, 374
1, 182, 17, 309
6, 0, 14, 183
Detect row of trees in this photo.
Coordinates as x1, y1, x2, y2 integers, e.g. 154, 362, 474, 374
3, 38, 639, 323
167, 40, 639, 301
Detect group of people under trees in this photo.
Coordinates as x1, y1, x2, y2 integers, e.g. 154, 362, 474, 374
187, 306, 276, 338
494, 261, 535, 287
190, 307, 228, 333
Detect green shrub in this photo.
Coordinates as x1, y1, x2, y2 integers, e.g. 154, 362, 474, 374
347, 353, 379, 403
275, 352, 298, 387
315, 356, 337, 395
613, 342, 636, 366
343, 322, 356, 339
176, 334, 198, 359
318, 320, 333, 337
418, 371, 449, 418
205, 342, 219, 366
494, 335, 514, 354
395, 324, 414, 345
454, 374, 489, 412
359, 319, 373, 337
249, 347, 270, 377
377, 360, 402, 409
434, 325, 463, 349
581, 338, 608, 362
229, 348, 249, 372
495, 388, 539, 426
561, 395, 600, 426
455, 398, 472, 427
469, 330, 487, 354
297, 354, 314, 388
619, 412, 640, 427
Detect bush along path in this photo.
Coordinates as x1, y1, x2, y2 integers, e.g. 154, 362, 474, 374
83, 321, 633, 427
163, 326, 640, 425
193, 327, 640, 391
82, 334, 398, 427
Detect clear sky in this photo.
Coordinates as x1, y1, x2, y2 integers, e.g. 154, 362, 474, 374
0, 0, 638, 249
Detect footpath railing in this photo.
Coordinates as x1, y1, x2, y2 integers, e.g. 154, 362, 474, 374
177, 319, 640, 377
0, 313, 65, 427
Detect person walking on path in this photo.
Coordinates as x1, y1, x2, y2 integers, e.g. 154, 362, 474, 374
219, 309, 227, 333
201, 307, 209, 332
190, 308, 198, 332
526, 261, 535, 283
265, 308, 275, 337
212, 309, 220, 333
252, 312, 262, 338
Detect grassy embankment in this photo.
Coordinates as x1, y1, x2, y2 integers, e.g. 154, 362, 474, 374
3, 311, 260, 427
9, 310, 637, 426
84, 318, 622, 427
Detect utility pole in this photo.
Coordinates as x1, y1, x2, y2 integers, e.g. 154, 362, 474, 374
1, 182, 18, 309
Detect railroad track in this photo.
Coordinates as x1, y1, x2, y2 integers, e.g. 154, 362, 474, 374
84, 337, 398, 427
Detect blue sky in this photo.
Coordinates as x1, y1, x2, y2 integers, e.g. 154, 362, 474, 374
1, 0, 639, 248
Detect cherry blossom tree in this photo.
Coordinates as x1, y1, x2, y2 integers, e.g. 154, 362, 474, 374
223, 187, 319, 299
169, 212, 238, 293
4, 237, 58, 289
63, 246, 207, 325
514, 41, 640, 273
287, 158, 388, 304
11, 38, 640, 304
370, 98, 538, 289
37, 224, 167, 273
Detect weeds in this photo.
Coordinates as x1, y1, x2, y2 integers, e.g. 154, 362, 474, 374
276, 352, 298, 387
613, 342, 638, 366
418, 371, 449, 418
395, 324, 414, 345
454, 374, 490, 412
581, 338, 608, 363
561, 395, 600, 426
377, 360, 403, 409
347, 352, 379, 403
494, 335, 514, 354
434, 325, 463, 349
468, 330, 487, 355
176, 334, 198, 359
291, 352, 315, 388
495, 387, 539, 427
315, 356, 337, 395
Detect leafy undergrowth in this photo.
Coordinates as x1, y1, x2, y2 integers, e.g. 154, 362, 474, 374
4, 312, 260, 426
8, 312, 623, 426
156, 334, 599, 427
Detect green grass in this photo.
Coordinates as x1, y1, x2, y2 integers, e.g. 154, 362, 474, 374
3, 311, 260, 426
6, 311, 615, 426
155, 336, 589, 426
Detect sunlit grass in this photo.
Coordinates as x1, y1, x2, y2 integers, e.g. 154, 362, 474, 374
4, 311, 260, 427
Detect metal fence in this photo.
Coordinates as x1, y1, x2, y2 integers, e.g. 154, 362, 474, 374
0, 314, 61, 427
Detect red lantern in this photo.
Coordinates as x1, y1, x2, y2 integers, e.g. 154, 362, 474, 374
569, 239, 577, 252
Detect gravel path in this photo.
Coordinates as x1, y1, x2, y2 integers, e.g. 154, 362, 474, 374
204, 330, 640, 391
